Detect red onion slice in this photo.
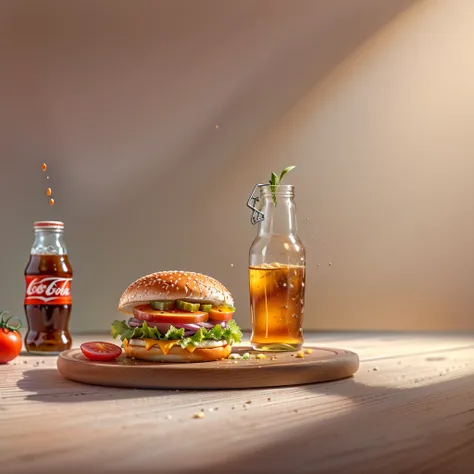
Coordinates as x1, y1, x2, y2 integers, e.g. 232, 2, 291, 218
207, 320, 227, 328
178, 323, 202, 331
197, 321, 216, 329
128, 318, 176, 333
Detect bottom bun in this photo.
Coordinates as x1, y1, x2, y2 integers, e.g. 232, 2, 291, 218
123, 342, 232, 363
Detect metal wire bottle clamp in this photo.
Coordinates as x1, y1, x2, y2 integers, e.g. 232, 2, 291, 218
246, 183, 266, 224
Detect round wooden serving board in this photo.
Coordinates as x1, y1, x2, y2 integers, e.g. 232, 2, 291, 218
57, 345, 359, 390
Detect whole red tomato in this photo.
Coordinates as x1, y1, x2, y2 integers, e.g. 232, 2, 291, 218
0, 311, 22, 364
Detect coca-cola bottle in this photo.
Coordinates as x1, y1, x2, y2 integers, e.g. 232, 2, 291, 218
24, 221, 73, 354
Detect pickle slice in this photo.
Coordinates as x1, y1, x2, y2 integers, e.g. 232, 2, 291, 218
175, 300, 201, 312
150, 301, 175, 311
200, 304, 213, 312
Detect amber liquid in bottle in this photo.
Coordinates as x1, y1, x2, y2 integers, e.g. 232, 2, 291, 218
249, 263, 305, 350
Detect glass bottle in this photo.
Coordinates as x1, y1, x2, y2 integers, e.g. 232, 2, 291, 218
248, 184, 306, 351
24, 221, 73, 354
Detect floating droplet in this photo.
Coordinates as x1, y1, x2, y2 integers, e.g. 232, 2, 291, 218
49, 198, 55, 206
230, 263, 234, 267
46, 176, 50, 180
42, 163, 47, 172
46, 188, 52, 196
215, 124, 219, 129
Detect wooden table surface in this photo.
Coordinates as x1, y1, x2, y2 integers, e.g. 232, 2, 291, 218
2, 331, 474, 474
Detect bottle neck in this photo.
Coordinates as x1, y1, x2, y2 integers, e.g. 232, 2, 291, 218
31, 230, 68, 255
257, 185, 298, 236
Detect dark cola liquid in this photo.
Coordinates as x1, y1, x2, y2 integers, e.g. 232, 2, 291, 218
24, 254, 73, 354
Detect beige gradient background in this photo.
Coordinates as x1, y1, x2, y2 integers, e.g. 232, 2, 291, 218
1, 0, 473, 333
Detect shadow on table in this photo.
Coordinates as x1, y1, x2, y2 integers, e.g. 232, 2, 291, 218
15, 360, 474, 472
185, 373, 474, 474
16, 368, 176, 403
19, 350, 60, 358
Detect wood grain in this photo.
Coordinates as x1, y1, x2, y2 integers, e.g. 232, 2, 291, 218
2, 332, 474, 474
56, 345, 360, 389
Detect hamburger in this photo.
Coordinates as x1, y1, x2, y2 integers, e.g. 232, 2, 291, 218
111, 270, 243, 362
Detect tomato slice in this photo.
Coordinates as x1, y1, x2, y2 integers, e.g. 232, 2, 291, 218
209, 307, 234, 322
133, 304, 209, 324
80, 341, 122, 361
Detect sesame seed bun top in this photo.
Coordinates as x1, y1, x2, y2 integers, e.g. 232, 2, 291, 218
117, 270, 234, 314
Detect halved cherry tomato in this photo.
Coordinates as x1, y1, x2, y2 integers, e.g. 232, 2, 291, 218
133, 304, 209, 324
80, 341, 122, 361
209, 307, 234, 322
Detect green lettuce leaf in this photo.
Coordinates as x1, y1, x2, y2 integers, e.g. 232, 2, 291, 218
111, 319, 162, 342
111, 318, 243, 348
189, 327, 206, 345
111, 320, 135, 341
139, 321, 162, 339
222, 319, 243, 344
208, 324, 223, 340
164, 325, 185, 340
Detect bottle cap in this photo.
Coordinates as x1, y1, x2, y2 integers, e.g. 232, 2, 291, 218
33, 221, 65, 230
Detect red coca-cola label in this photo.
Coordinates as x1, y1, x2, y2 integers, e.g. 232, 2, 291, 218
24, 275, 72, 305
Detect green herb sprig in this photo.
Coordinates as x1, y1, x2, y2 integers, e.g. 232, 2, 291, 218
269, 166, 296, 205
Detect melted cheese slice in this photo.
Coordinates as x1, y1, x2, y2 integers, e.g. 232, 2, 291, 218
144, 339, 158, 351
131, 338, 226, 355
156, 340, 178, 355
142, 339, 179, 355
